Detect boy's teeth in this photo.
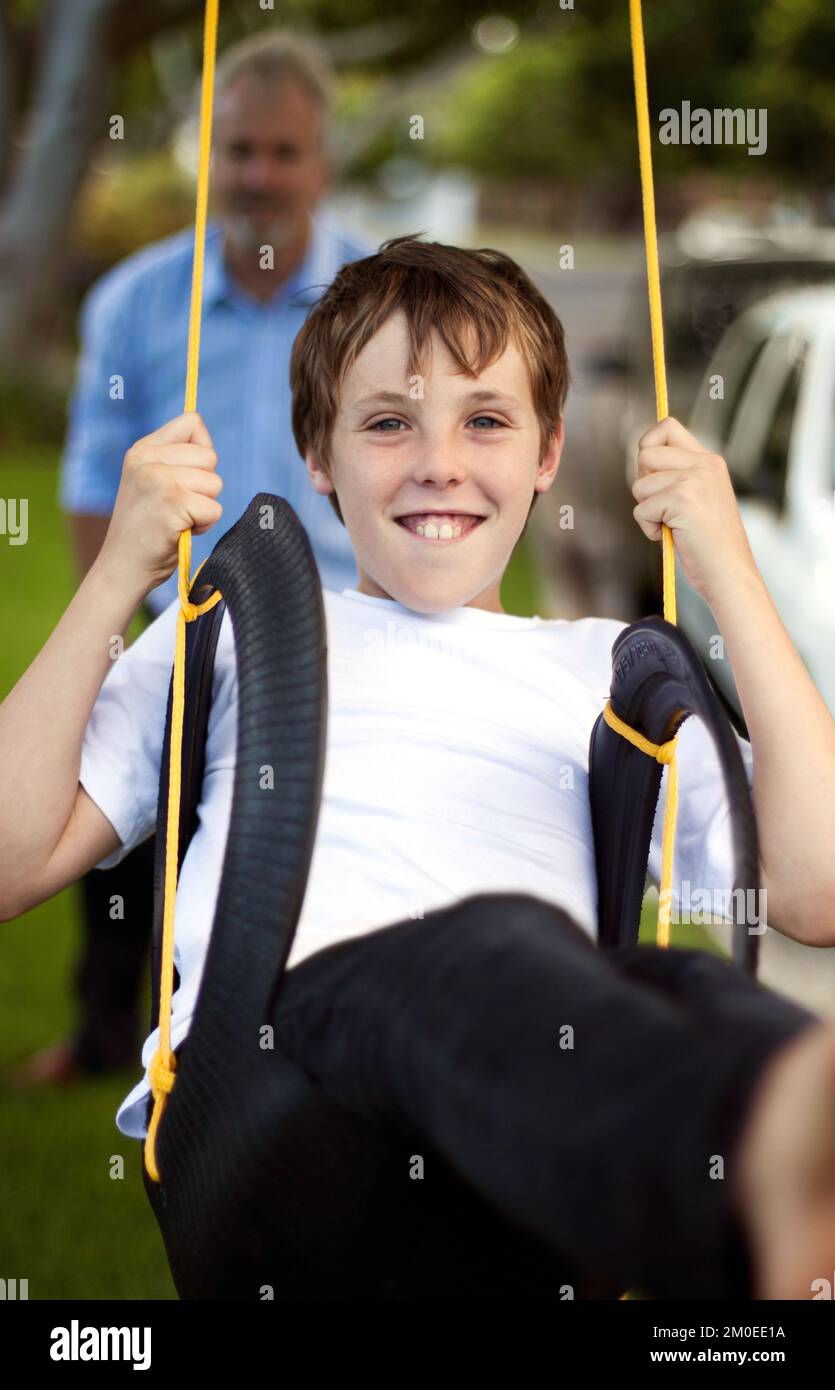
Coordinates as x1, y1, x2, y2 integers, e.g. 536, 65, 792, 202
402, 513, 478, 540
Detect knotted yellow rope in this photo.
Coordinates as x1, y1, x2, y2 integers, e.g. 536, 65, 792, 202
145, 0, 222, 1183
621, 0, 679, 949
602, 700, 676, 766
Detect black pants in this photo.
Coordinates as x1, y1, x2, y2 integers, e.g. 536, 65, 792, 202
271, 891, 820, 1300
71, 834, 155, 1073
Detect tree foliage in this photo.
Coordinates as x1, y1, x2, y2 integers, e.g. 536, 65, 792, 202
0, 0, 832, 365
435, 0, 835, 184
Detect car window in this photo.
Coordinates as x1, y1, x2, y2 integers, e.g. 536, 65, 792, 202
745, 346, 805, 512
633, 257, 835, 387
713, 329, 770, 444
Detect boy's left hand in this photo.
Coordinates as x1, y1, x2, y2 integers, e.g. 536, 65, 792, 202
631, 416, 758, 603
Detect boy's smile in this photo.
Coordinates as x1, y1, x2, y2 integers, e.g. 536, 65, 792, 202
305, 309, 563, 615
395, 512, 486, 543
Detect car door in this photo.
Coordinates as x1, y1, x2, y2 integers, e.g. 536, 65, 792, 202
727, 318, 835, 713
725, 327, 810, 661
681, 317, 810, 724
678, 317, 776, 721
780, 317, 835, 713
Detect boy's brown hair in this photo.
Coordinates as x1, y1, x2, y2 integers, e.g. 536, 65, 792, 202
289, 233, 570, 526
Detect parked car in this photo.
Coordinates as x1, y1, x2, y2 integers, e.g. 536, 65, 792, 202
622, 224, 835, 478
588, 224, 835, 614
675, 286, 835, 730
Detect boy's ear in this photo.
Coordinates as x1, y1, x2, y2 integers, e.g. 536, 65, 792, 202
534, 418, 564, 496
305, 450, 334, 498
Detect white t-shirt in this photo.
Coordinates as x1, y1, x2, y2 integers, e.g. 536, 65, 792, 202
78, 587, 754, 1139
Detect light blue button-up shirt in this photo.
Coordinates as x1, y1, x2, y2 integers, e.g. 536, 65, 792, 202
58, 211, 374, 614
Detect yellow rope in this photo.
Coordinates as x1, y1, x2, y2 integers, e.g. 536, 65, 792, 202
602, 700, 675, 765
626, 0, 678, 950
141, 0, 678, 1187
144, 0, 222, 1184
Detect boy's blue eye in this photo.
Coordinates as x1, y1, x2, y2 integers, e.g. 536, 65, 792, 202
367, 415, 505, 432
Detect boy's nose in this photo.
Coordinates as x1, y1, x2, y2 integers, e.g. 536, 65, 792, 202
412, 448, 468, 488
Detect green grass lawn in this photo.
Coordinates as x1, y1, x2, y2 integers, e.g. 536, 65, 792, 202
1, 451, 173, 1299
0, 452, 720, 1300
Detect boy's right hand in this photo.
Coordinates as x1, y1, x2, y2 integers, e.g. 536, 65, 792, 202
97, 411, 224, 597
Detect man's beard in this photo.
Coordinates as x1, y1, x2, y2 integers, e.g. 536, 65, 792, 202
222, 208, 299, 256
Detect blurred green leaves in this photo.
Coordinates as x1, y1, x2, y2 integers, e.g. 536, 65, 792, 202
434, 0, 835, 184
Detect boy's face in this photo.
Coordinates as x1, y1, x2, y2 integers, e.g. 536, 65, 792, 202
305, 309, 563, 613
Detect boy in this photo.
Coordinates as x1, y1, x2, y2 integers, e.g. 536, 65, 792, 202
2, 236, 835, 1300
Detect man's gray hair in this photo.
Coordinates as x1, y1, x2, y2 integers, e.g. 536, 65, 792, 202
214, 29, 334, 125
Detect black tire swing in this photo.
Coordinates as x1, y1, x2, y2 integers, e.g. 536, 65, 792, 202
143, 493, 625, 1300
139, 0, 761, 1298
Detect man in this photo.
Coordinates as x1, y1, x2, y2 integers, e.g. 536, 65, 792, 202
13, 29, 373, 1084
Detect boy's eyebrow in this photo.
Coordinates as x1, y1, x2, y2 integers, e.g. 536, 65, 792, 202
349, 388, 524, 412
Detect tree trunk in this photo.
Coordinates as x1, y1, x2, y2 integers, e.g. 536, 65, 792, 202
0, 0, 205, 368
0, 0, 122, 366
